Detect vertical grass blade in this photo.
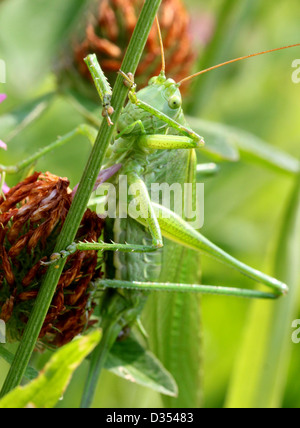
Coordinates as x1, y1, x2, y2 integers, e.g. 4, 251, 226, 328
225, 174, 300, 408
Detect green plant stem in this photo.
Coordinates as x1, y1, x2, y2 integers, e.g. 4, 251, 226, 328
80, 289, 147, 408
252, 174, 300, 407
80, 305, 124, 409
0, 0, 162, 398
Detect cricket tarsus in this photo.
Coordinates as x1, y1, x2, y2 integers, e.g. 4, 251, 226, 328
118, 70, 137, 91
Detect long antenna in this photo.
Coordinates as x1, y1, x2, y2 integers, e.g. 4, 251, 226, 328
178, 43, 300, 86
155, 15, 165, 74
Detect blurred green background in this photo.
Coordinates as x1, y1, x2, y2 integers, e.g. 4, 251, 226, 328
0, 0, 300, 408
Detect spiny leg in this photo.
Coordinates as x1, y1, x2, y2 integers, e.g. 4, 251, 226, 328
85, 54, 114, 126
41, 241, 158, 265
97, 279, 278, 300
119, 70, 202, 150
0, 124, 97, 175
136, 202, 288, 296
131, 94, 204, 145
45, 194, 286, 298
116, 117, 201, 151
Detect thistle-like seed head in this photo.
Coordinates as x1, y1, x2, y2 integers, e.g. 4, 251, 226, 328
58, 0, 202, 98
0, 172, 104, 349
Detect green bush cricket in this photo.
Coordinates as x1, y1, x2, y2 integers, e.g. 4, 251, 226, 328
76, 22, 293, 299
1, 14, 300, 407
75, 27, 300, 407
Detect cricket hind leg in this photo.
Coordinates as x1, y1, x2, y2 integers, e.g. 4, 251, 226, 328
135, 202, 288, 297
97, 279, 278, 300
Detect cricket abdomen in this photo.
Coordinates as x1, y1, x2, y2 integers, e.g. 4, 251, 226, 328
111, 147, 196, 283
113, 217, 163, 283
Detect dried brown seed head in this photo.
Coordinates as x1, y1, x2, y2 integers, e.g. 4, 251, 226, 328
0, 172, 104, 349
71, 0, 198, 92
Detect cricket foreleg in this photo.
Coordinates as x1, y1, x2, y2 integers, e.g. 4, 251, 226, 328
0, 124, 97, 175
117, 120, 146, 138
97, 279, 278, 300
84, 54, 114, 126
132, 102, 204, 146
137, 203, 288, 296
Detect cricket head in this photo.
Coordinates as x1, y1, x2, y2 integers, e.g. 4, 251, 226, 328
134, 71, 183, 123
137, 16, 183, 121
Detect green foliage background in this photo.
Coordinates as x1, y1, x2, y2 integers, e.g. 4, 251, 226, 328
0, 0, 300, 408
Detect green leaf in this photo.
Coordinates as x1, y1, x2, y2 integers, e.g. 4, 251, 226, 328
0, 330, 102, 409
230, 128, 300, 175
187, 116, 300, 175
106, 334, 178, 398
143, 241, 203, 408
187, 116, 240, 162
0, 347, 38, 381
0, 93, 54, 142
225, 174, 300, 408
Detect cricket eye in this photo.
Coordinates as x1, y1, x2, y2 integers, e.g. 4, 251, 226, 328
168, 96, 181, 109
